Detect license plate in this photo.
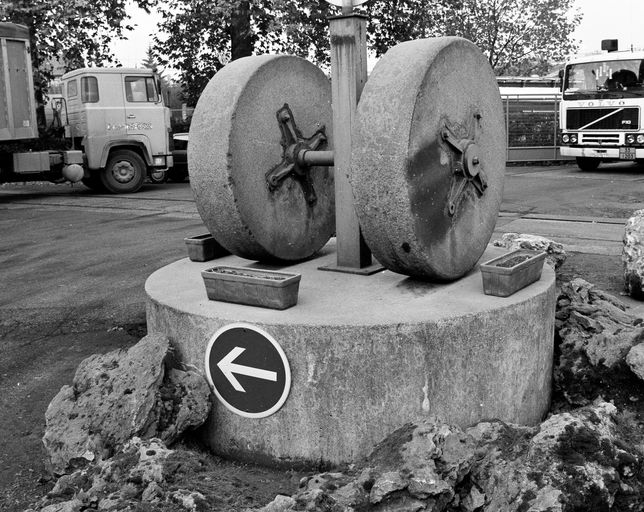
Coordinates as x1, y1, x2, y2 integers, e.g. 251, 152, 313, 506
620, 146, 637, 160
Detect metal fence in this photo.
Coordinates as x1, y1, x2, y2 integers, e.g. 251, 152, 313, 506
502, 93, 571, 162
173, 96, 570, 163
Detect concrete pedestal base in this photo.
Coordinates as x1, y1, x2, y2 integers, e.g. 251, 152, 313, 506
145, 243, 555, 467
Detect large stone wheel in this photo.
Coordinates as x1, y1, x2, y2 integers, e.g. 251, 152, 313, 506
351, 37, 506, 281
189, 55, 334, 262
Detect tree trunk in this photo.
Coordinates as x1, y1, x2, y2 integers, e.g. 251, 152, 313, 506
230, 1, 254, 61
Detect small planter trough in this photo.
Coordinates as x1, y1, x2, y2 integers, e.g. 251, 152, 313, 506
201, 266, 301, 310
184, 234, 229, 262
480, 249, 547, 297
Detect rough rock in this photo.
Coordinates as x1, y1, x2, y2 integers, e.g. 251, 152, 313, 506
43, 334, 211, 474
30, 435, 298, 512
40, 501, 83, 512
626, 342, 644, 380
623, 209, 644, 298
554, 278, 644, 407
257, 495, 296, 512
493, 232, 567, 269
29, 438, 175, 512
169, 489, 207, 511
257, 402, 643, 511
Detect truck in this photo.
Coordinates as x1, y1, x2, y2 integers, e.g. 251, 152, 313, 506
559, 39, 644, 171
0, 21, 172, 193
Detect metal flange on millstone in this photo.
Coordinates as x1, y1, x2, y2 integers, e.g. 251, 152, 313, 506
189, 55, 334, 262
350, 37, 506, 281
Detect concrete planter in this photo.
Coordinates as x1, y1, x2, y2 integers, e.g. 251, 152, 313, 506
480, 249, 547, 297
184, 234, 228, 262
201, 266, 301, 310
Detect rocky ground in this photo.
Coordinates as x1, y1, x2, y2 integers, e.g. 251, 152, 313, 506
11, 238, 644, 512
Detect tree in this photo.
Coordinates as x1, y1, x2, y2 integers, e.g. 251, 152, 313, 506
0, 0, 153, 82
152, 0, 334, 106
153, 0, 581, 106
438, 0, 581, 76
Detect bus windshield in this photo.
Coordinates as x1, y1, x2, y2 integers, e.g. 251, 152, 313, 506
564, 59, 644, 99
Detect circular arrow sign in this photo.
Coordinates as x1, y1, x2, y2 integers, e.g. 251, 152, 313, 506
205, 323, 291, 418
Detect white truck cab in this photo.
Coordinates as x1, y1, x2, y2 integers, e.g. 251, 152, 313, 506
62, 68, 173, 192
559, 40, 644, 171
0, 22, 172, 193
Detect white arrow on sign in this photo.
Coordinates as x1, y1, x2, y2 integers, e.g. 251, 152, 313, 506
217, 346, 278, 393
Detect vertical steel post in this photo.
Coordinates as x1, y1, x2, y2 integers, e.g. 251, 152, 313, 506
326, 12, 377, 272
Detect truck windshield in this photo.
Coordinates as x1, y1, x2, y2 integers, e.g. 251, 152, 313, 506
564, 59, 644, 99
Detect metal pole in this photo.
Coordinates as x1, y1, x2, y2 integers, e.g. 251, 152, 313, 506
327, 12, 374, 270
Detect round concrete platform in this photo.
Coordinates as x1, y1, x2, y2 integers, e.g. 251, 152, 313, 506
145, 242, 555, 467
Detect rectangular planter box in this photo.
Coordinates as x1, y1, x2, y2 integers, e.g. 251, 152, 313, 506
480, 249, 547, 297
201, 266, 301, 310
184, 234, 228, 262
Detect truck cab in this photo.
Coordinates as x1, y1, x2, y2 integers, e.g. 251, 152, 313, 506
559, 42, 644, 171
63, 68, 173, 193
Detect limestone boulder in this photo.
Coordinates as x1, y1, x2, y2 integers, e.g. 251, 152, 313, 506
623, 209, 644, 298
258, 402, 643, 511
626, 342, 644, 380
31, 404, 644, 511
493, 232, 567, 269
554, 278, 644, 407
43, 334, 211, 474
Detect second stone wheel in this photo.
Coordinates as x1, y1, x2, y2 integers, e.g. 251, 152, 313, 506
189, 55, 334, 262
350, 37, 506, 281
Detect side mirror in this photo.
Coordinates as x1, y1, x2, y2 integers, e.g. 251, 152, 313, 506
155, 77, 163, 104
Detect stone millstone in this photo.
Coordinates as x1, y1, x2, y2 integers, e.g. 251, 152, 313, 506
188, 55, 334, 262
350, 37, 506, 280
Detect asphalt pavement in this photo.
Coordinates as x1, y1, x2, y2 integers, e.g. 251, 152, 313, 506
1, 164, 644, 509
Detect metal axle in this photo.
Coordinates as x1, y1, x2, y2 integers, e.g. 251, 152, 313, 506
298, 149, 335, 167
265, 104, 335, 205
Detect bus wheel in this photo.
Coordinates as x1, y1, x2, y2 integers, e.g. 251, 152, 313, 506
576, 157, 600, 171
100, 149, 146, 193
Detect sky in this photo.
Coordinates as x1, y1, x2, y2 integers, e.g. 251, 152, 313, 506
110, 0, 644, 70
573, 0, 644, 55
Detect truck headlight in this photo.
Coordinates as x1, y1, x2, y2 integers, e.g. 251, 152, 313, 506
637, 135, 644, 144
570, 134, 578, 144
562, 134, 570, 143
627, 134, 636, 144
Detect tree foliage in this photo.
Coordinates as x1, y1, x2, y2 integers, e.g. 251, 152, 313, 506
439, 0, 581, 76
152, 0, 335, 105
153, 0, 581, 105
0, 0, 152, 83
367, 0, 580, 75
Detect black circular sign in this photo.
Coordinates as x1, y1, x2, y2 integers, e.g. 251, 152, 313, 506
205, 323, 291, 418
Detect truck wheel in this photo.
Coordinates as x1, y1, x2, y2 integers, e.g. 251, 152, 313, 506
148, 169, 167, 184
100, 149, 146, 193
576, 157, 600, 171
82, 172, 107, 192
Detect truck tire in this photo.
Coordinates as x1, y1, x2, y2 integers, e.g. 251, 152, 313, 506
148, 169, 167, 184
82, 171, 107, 192
576, 157, 600, 171
100, 149, 146, 193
